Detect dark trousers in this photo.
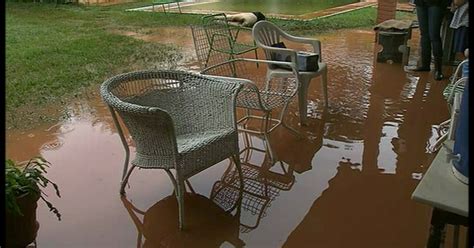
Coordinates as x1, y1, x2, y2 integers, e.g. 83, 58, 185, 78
416, 4, 445, 64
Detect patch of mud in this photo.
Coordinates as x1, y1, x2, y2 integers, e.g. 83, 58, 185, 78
111, 27, 199, 70
7, 27, 189, 130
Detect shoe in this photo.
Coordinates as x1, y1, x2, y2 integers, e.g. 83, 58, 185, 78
434, 57, 444, 81
434, 70, 444, 80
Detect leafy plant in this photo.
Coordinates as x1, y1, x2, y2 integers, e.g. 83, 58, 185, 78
5, 157, 61, 221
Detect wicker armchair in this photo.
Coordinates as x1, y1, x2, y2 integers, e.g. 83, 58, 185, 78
100, 70, 244, 230
200, 58, 301, 162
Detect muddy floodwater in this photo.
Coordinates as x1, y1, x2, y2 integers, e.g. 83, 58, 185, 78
6, 28, 466, 247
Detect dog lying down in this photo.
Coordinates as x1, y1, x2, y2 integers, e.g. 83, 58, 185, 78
215, 12, 266, 27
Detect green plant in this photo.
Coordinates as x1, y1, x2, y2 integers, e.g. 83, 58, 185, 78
5, 157, 61, 220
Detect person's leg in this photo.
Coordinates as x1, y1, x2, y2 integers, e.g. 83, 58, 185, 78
427, 5, 445, 80
414, 5, 432, 71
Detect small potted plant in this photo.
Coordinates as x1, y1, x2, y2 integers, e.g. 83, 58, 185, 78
5, 157, 61, 247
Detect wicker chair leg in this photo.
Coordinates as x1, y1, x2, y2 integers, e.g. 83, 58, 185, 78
176, 177, 186, 230
120, 165, 137, 195
322, 69, 329, 108
107, 106, 131, 183
232, 154, 244, 216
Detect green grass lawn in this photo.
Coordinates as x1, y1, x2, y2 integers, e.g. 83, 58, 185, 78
6, 2, 383, 129
270, 6, 377, 35
6, 2, 203, 128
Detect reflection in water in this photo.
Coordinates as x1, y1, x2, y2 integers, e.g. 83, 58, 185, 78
211, 132, 297, 233
282, 39, 448, 248
121, 193, 243, 248
5, 28, 452, 247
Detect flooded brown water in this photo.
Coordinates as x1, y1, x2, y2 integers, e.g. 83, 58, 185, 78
6, 27, 465, 247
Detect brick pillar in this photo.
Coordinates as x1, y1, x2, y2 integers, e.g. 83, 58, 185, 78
376, 0, 397, 24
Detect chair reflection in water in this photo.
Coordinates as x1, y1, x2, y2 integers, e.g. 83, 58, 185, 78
210, 132, 296, 232
121, 192, 245, 248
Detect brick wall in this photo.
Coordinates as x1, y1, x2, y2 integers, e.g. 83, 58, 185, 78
376, 0, 398, 24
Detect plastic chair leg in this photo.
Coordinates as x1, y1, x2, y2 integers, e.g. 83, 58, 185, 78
322, 69, 329, 108
298, 77, 311, 126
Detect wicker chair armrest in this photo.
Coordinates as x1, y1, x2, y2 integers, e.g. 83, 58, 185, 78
203, 74, 266, 110
100, 72, 182, 164
101, 75, 164, 114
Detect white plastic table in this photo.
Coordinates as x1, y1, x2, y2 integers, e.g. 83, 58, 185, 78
412, 141, 468, 248
412, 140, 468, 216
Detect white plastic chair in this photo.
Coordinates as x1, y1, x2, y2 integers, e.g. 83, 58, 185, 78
252, 20, 329, 125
